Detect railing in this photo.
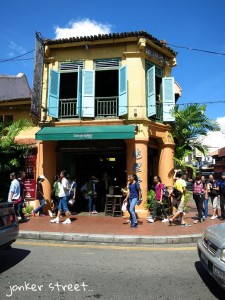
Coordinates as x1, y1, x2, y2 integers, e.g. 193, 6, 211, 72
156, 102, 162, 120
96, 97, 118, 117
59, 97, 119, 118
59, 98, 78, 118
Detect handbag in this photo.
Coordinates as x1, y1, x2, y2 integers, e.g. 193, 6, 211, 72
13, 197, 23, 205
121, 202, 127, 212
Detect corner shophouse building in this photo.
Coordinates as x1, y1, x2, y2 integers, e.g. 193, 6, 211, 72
32, 31, 182, 217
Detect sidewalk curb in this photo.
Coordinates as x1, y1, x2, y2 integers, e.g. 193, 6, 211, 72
18, 230, 201, 244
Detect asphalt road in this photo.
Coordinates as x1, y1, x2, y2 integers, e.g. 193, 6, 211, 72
0, 239, 224, 300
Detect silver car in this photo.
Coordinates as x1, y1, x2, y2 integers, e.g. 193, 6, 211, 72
0, 202, 19, 250
197, 223, 225, 290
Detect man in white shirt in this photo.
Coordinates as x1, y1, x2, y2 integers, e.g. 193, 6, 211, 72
8, 172, 20, 202
51, 170, 71, 224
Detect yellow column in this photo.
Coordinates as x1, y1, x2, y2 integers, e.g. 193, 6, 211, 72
33, 141, 57, 213
126, 139, 149, 218
158, 141, 175, 187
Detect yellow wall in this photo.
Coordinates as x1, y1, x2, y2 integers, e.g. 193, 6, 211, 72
41, 39, 173, 123
0, 103, 31, 122
38, 37, 176, 216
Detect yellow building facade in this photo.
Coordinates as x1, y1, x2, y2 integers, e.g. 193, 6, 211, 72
32, 31, 181, 217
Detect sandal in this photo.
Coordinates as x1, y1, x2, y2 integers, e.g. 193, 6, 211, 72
194, 220, 200, 224
181, 222, 191, 227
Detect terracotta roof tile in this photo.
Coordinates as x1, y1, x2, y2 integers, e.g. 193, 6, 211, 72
44, 30, 176, 55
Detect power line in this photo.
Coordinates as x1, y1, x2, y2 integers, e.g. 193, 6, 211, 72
0, 38, 225, 64
0, 50, 34, 62
177, 100, 225, 106
0, 58, 34, 63
167, 43, 225, 56
46, 100, 225, 110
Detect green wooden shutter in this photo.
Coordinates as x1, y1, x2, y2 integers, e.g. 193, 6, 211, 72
47, 69, 60, 118
81, 70, 95, 117
147, 66, 156, 117
76, 67, 82, 116
162, 77, 175, 122
119, 65, 127, 116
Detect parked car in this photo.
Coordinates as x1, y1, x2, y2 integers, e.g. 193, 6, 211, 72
197, 223, 225, 290
0, 202, 19, 250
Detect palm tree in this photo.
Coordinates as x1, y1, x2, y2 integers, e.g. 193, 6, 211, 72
171, 104, 220, 169
0, 118, 33, 200
0, 118, 33, 171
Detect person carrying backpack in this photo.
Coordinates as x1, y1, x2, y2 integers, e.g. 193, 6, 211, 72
192, 172, 206, 224
219, 172, 225, 220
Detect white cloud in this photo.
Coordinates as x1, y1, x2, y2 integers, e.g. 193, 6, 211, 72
55, 18, 112, 39
216, 116, 225, 133
8, 41, 27, 57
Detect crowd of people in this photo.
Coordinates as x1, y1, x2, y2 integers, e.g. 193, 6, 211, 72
142, 170, 225, 227
7, 167, 225, 228
48, 171, 102, 224
7, 169, 113, 224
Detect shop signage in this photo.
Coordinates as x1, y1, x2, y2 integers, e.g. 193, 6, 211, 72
73, 133, 93, 139
24, 154, 37, 199
146, 46, 170, 65
133, 148, 142, 183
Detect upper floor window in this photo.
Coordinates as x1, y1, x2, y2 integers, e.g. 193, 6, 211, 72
0, 115, 13, 126
146, 60, 175, 122
47, 59, 127, 119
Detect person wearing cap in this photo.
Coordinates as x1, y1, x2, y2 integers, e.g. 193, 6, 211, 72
32, 175, 46, 217
219, 172, 225, 220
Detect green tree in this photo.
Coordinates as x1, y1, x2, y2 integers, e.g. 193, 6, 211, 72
171, 104, 220, 169
0, 118, 33, 201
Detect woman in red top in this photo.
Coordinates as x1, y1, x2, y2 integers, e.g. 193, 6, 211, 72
147, 176, 168, 223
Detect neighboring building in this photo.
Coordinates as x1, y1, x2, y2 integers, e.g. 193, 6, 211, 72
184, 131, 225, 176
0, 73, 31, 124
0, 73, 38, 200
32, 31, 181, 216
211, 147, 225, 175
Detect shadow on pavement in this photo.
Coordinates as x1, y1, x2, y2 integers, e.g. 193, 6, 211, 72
0, 247, 30, 274
195, 261, 224, 300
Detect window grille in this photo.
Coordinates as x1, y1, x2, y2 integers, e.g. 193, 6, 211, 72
95, 58, 120, 70
59, 61, 84, 71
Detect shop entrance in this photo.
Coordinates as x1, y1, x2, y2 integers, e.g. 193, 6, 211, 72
57, 140, 127, 212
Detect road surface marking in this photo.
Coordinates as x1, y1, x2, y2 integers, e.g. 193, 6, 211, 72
15, 240, 196, 251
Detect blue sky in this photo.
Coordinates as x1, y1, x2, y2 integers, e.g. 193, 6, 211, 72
1, 0, 225, 129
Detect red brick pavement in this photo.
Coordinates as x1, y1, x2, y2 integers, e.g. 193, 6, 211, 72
19, 201, 225, 237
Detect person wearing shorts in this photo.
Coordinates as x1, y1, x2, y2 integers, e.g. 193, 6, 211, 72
208, 174, 219, 220
51, 170, 71, 224
169, 171, 187, 226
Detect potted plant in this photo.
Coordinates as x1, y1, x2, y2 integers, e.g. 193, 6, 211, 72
144, 189, 156, 211
22, 204, 34, 216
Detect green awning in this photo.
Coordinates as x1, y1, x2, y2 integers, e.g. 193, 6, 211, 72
35, 125, 135, 141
